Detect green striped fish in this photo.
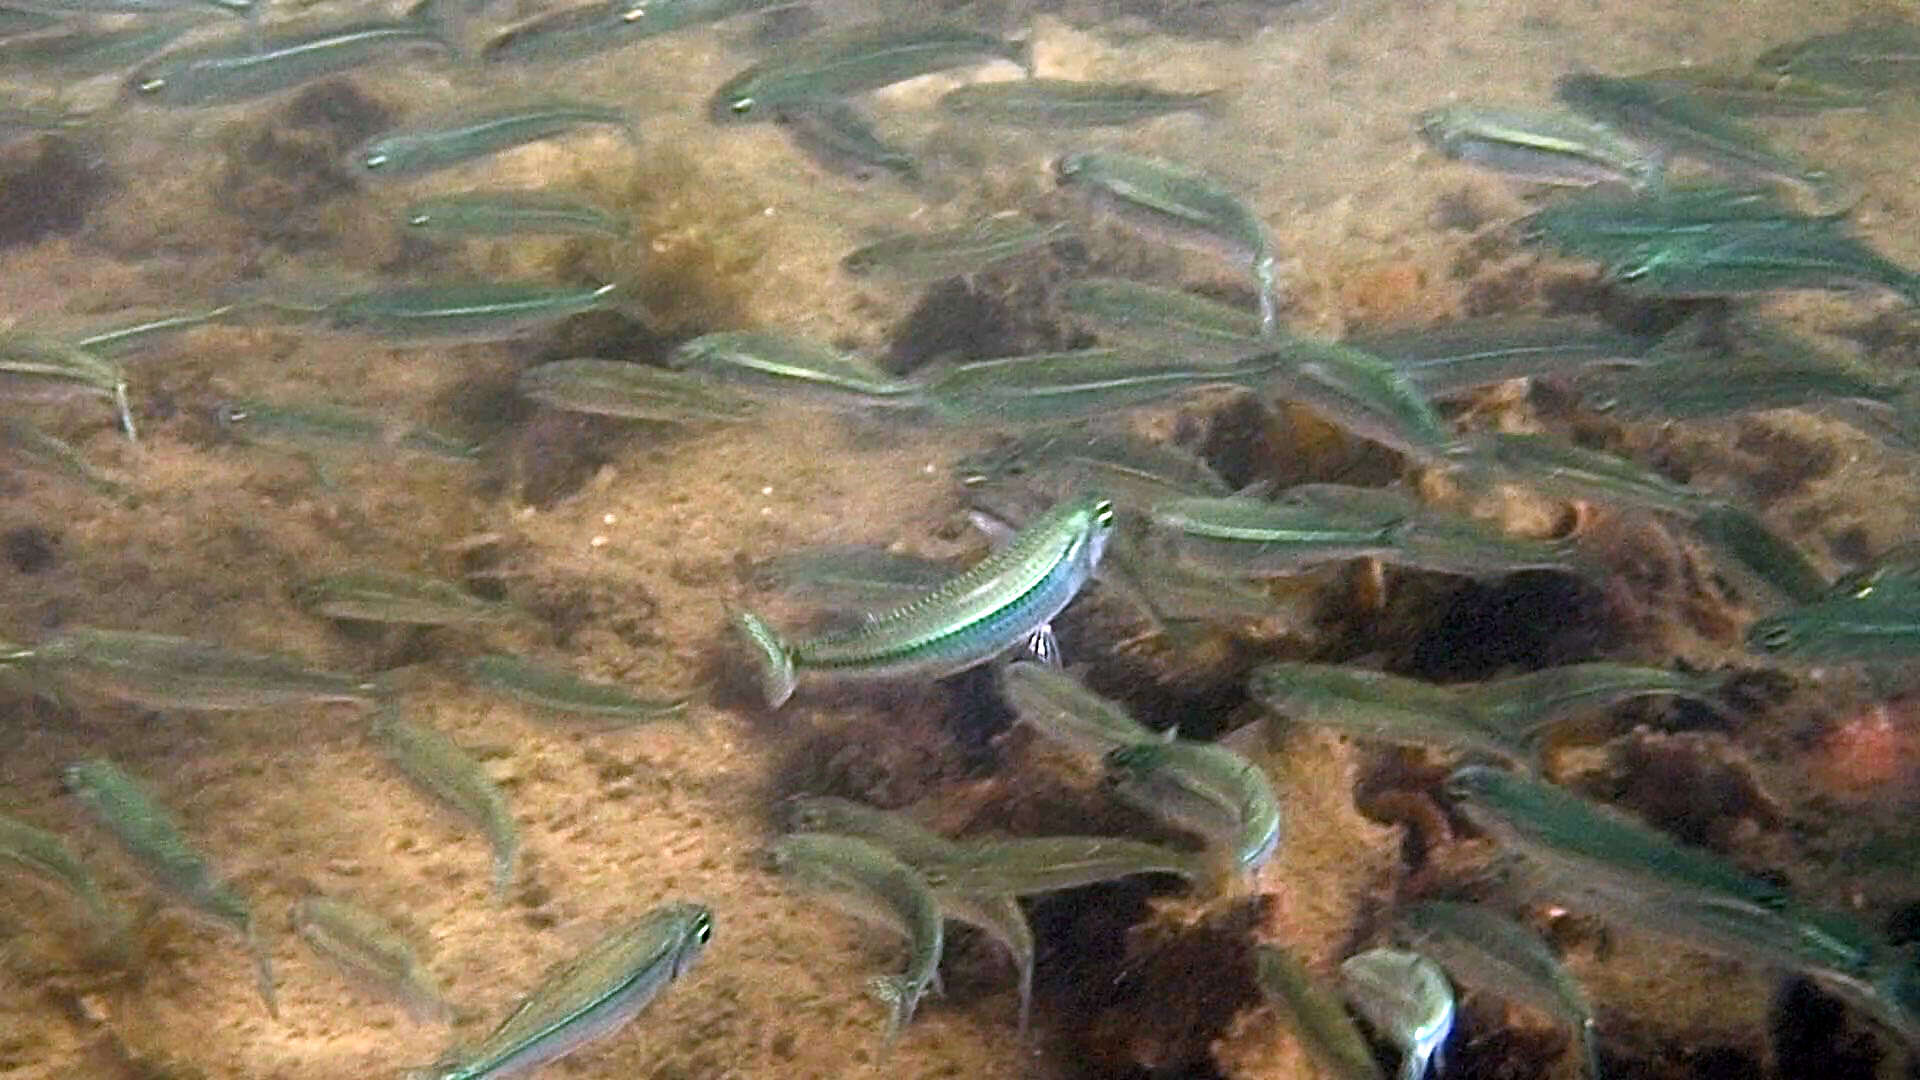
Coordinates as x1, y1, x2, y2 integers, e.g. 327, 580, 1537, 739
732, 494, 1114, 707
416, 901, 711, 1079
66, 759, 276, 1016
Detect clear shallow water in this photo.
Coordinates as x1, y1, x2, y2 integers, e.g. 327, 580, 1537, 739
0, 1, 1917, 1078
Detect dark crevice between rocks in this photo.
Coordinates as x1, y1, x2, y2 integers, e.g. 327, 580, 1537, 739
1396, 570, 1623, 682
1770, 976, 1884, 1080
1033, 889, 1260, 1078
216, 81, 390, 253
0, 136, 108, 248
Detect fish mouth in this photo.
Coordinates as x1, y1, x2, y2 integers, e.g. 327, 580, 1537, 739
708, 89, 759, 124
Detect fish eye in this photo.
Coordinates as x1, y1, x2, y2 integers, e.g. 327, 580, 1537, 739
730, 97, 754, 117
134, 75, 166, 95
692, 913, 713, 944
1751, 621, 1797, 651
361, 152, 388, 171
215, 404, 249, 427
405, 213, 431, 227
1091, 500, 1116, 528
618, 2, 648, 20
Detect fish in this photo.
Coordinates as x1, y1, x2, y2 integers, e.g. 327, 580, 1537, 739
0, 811, 128, 955
1345, 317, 1655, 399
1757, 20, 1920, 91
916, 835, 1210, 894
518, 358, 758, 423
1338, 948, 1455, 1080
370, 707, 519, 899
841, 216, 1071, 281
298, 570, 519, 627
1394, 901, 1599, 1080
1148, 493, 1406, 579
1746, 590, 1920, 660
1252, 944, 1386, 1080
749, 546, 957, 611
998, 660, 1165, 757
482, 0, 792, 64
1689, 503, 1830, 606
1245, 339, 1464, 465
1465, 663, 1728, 748
0, 416, 131, 502
1247, 662, 1522, 763
1523, 183, 1812, 266
710, 21, 1026, 121
1, 627, 382, 711
68, 305, 236, 357
5, 0, 248, 20
1628, 66, 1875, 116
923, 349, 1281, 425
1445, 765, 1913, 1042
402, 190, 629, 239
416, 901, 710, 1079
316, 281, 623, 344
0, 101, 89, 148
1468, 432, 1710, 518
0, 332, 135, 440
127, 19, 451, 107
775, 100, 917, 181
1608, 220, 1920, 305
1282, 484, 1592, 580
352, 101, 632, 180
216, 399, 481, 465
731, 494, 1114, 708
292, 895, 454, 1024
460, 654, 688, 729
0, 19, 202, 83
65, 759, 276, 1016
957, 428, 1233, 513
667, 331, 922, 409
938, 78, 1224, 127
765, 833, 942, 1041
1054, 150, 1278, 333
1418, 103, 1661, 188
1554, 73, 1840, 207
778, 797, 1033, 1031
1061, 277, 1265, 360
1103, 738, 1281, 875
1444, 765, 1790, 912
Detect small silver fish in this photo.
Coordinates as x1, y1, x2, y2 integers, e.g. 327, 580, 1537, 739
765, 832, 942, 1041
370, 707, 519, 899
66, 759, 276, 1016
352, 100, 632, 180
1339, 948, 1455, 1080
292, 895, 454, 1024
416, 901, 711, 1079
1055, 150, 1277, 333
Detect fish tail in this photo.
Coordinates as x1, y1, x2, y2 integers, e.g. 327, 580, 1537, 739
1014, 954, 1033, 1037
247, 926, 279, 1020
112, 380, 137, 444
403, 0, 466, 58
1578, 1019, 1602, 1079
1253, 254, 1278, 336
488, 813, 520, 901
865, 973, 923, 1042
730, 608, 798, 708
1192, 87, 1236, 120
1010, 34, 1036, 77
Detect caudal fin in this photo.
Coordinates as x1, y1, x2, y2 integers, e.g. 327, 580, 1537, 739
865, 973, 924, 1043
730, 609, 798, 708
